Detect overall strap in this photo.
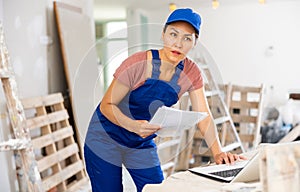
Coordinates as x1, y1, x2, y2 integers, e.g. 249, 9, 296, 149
150, 49, 184, 94
151, 49, 161, 79
169, 60, 184, 94
170, 61, 184, 85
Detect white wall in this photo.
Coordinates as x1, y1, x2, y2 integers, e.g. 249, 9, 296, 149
126, 8, 148, 55
2, 0, 95, 97
146, 1, 300, 107
3, 0, 49, 98
0, 0, 95, 191
1, 0, 50, 191
0, 1, 2, 20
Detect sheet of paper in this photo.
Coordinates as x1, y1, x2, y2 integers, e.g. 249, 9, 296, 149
149, 106, 208, 137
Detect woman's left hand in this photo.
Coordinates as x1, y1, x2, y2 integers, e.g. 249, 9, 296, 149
214, 152, 247, 165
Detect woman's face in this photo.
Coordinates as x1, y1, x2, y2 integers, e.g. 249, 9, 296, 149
161, 21, 196, 65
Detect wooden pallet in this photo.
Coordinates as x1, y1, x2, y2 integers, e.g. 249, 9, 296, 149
225, 83, 265, 151
21, 93, 90, 192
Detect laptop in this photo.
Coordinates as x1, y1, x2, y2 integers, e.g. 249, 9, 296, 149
188, 152, 259, 183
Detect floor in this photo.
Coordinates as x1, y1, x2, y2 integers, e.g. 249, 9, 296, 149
123, 167, 137, 192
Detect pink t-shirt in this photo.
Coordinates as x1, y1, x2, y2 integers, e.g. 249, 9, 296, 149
113, 50, 203, 97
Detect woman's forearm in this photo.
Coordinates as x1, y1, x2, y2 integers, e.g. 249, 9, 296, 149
197, 114, 222, 157
100, 102, 139, 132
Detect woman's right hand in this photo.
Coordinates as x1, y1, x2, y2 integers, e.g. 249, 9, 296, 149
132, 120, 161, 138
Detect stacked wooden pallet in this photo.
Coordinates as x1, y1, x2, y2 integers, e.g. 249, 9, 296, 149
225, 83, 265, 151
21, 93, 90, 191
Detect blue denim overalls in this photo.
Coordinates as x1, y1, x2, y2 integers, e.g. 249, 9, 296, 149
84, 49, 184, 192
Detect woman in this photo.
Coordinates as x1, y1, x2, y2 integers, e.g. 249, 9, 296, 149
84, 8, 244, 192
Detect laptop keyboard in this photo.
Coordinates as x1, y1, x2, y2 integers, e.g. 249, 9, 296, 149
210, 168, 243, 178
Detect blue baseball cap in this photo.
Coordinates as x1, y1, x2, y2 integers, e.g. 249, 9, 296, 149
166, 8, 201, 35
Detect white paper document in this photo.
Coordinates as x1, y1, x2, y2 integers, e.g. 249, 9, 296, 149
149, 106, 208, 137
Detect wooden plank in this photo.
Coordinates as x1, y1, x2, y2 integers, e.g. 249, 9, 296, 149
239, 134, 255, 142
34, 104, 65, 190
214, 116, 230, 125
157, 139, 180, 150
32, 126, 73, 149
37, 143, 79, 172
21, 93, 64, 109
42, 160, 84, 191
226, 134, 254, 142
26, 110, 69, 130
230, 101, 259, 108
0, 69, 12, 78
54, 100, 86, 181
231, 85, 262, 93
193, 129, 204, 139
231, 114, 256, 123
205, 90, 220, 97
0, 138, 29, 151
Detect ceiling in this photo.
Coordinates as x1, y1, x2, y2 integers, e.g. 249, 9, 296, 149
93, 0, 212, 10
93, 0, 291, 21
93, 0, 215, 21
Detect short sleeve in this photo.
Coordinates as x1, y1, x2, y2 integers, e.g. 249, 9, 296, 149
178, 58, 203, 96
187, 63, 203, 92
113, 51, 147, 89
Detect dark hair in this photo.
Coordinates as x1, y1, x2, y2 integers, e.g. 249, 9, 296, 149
163, 24, 199, 40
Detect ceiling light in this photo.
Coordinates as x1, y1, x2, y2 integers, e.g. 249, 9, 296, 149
169, 3, 177, 12
259, 0, 266, 4
212, 0, 219, 9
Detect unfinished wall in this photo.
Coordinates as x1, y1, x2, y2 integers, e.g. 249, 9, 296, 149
0, 1, 2, 20
3, 0, 49, 98
1, 0, 49, 190
0, 0, 95, 190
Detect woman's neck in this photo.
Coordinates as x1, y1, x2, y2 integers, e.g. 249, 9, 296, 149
158, 49, 177, 73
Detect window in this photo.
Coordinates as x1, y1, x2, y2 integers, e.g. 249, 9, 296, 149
95, 21, 128, 89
